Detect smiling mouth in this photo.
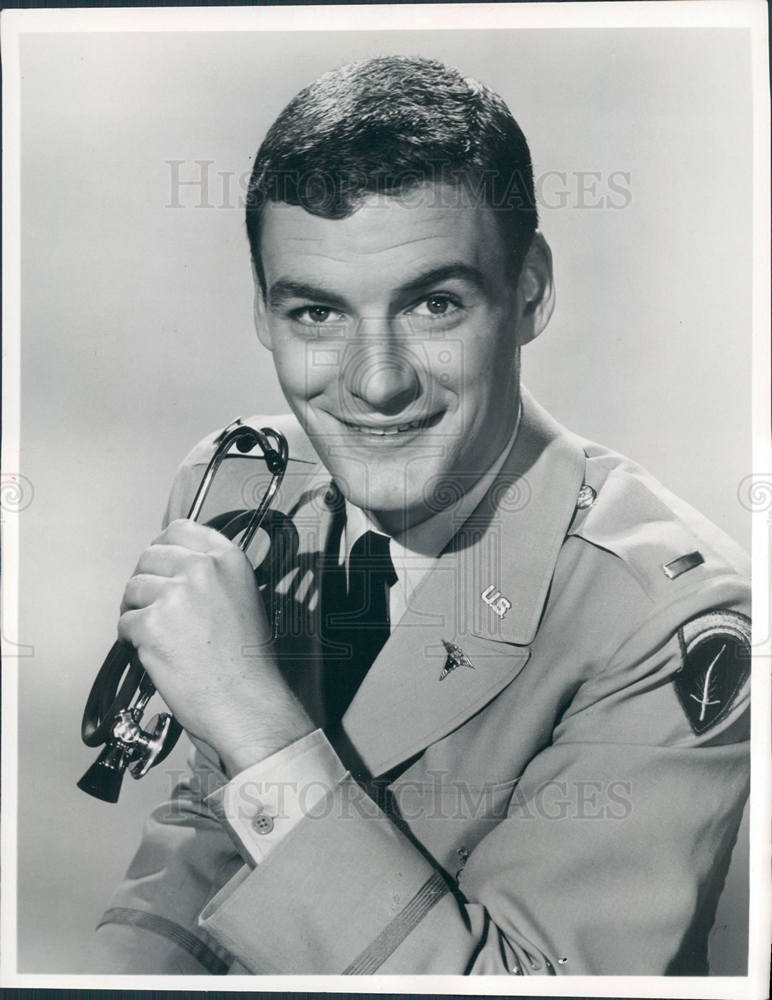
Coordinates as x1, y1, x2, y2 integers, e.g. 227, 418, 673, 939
336, 411, 444, 436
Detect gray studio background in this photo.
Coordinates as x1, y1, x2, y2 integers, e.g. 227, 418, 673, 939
17, 28, 752, 973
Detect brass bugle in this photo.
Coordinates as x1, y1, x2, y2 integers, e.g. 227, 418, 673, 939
77, 420, 289, 803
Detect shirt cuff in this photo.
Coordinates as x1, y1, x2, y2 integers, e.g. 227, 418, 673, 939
204, 729, 347, 867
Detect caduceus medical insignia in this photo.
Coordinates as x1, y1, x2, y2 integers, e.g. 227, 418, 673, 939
439, 639, 475, 681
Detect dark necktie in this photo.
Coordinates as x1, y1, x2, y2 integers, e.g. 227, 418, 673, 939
322, 529, 397, 724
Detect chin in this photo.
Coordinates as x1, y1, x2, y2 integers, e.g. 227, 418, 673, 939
331, 471, 415, 523
345, 483, 410, 517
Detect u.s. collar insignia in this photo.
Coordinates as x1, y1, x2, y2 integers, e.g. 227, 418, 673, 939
674, 611, 751, 734
481, 584, 511, 619
439, 639, 475, 681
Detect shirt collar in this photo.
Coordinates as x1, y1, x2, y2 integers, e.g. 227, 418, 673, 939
343, 403, 523, 566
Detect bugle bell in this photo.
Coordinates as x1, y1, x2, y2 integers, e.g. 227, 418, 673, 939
77, 420, 289, 803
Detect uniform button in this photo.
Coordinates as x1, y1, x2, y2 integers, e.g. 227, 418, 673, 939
576, 484, 597, 510
252, 813, 274, 835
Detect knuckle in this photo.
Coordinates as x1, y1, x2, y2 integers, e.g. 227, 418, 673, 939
123, 577, 140, 605
118, 610, 141, 645
159, 518, 191, 544
154, 577, 178, 606
221, 544, 247, 571
136, 547, 156, 572
141, 603, 162, 636
187, 551, 214, 585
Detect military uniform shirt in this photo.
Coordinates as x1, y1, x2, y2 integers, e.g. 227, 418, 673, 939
88, 389, 750, 977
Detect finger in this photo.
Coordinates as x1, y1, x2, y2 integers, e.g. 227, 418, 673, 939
133, 544, 197, 578
116, 606, 148, 648
153, 518, 235, 554
121, 573, 167, 614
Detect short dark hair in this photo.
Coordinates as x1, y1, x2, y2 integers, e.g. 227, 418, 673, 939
246, 55, 538, 293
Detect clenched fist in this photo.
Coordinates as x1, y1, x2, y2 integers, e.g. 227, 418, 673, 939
118, 519, 313, 777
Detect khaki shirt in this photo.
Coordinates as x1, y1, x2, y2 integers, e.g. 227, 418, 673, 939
88, 389, 750, 976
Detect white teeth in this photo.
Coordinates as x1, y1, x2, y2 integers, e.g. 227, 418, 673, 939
346, 417, 430, 435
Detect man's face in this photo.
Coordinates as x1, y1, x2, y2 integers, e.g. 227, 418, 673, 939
256, 184, 545, 534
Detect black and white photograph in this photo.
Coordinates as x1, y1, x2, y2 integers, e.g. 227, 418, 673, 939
1, 2, 769, 993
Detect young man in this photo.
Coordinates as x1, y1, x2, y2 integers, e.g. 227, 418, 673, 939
89, 56, 750, 975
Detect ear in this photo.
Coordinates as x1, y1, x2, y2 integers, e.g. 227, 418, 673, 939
251, 260, 273, 351
513, 232, 555, 347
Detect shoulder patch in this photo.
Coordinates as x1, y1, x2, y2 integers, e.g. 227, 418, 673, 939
674, 611, 751, 734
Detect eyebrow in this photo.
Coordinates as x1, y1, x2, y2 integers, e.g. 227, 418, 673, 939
397, 263, 488, 296
267, 280, 350, 312
267, 263, 488, 312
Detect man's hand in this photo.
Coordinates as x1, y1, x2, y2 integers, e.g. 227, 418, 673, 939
117, 519, 314, 778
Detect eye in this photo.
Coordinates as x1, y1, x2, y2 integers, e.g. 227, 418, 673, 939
292, 305, 345, 326
408, 294, 461, 318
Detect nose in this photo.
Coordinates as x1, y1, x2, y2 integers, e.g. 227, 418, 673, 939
342, 321, 420, 416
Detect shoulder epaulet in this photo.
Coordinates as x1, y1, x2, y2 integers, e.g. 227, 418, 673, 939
566, 449, 749, 604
